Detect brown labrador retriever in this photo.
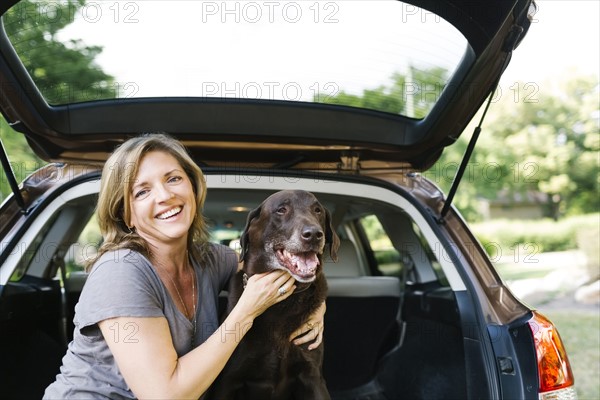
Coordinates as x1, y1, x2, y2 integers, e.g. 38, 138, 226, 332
208, 190, 339, 400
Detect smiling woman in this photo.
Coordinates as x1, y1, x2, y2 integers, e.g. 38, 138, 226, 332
42, 133, 324, 399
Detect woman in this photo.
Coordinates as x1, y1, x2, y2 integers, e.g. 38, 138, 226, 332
44, 133, 325, 399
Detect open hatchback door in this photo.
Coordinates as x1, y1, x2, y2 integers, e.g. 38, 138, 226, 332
1, 0, 535, 172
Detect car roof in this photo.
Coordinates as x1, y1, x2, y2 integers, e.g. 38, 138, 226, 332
0, 0, 535, 171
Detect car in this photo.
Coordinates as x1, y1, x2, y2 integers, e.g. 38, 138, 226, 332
0, 0, 577, 399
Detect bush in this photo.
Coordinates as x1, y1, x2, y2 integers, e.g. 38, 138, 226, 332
471, 214, 599, 257
576, 224, 600, 280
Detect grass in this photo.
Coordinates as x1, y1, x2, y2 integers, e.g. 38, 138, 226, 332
493, 250, 599, 399
495, 261, 557, 281
543, 310, 600, 400
471, 213, 599, 256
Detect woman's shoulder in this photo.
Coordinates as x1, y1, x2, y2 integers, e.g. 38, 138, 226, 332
76, 249, 165, 329
88, 249, 153, 279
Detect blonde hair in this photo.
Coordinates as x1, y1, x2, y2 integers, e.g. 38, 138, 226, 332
87, 133, 210, 270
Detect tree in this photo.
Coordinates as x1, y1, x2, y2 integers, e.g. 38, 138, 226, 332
1, 0, 115, 200
314, 66, 599, 220
435, 74, 599, 219
315, 66, 448, 118
2, 0, 115, 104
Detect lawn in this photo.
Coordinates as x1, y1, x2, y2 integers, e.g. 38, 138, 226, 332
495, 261, 557, 281
543, 310, 600, 400
493, 250, 599, 399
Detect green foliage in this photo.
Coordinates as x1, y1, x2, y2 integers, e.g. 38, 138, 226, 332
374, 248, 400, 265
320, 63, 598, 220
1, 0, 114, 200
315, 66, 448, 118
2, 0, 115, 104
471, 213, 599, 257
434, 75, 599, 220
0, 120, 46, 202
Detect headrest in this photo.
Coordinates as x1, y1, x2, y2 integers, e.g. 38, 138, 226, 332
324, 239, 362, 277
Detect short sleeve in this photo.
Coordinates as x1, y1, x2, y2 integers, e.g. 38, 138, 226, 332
75, 250, 165, 329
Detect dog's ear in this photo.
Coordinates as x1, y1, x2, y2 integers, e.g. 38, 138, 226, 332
324, 207, 340, 262
239, 205, 261, 262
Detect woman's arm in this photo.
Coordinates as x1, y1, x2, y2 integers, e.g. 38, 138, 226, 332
99, 270, 296, 399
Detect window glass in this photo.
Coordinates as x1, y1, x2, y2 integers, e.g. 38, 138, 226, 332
211, 228, 243, 254
358, 213, 448, 285
2, 0, 467, 118
10, 214, 57, 281
358, 214, 402, 276
63, 213, 102, 276
57, 214, 242, 279
412, 222, 448, 286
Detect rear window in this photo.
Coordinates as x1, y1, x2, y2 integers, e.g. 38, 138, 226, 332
2, 0, 467, 118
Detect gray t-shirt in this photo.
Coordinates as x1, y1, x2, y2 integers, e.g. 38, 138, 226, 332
44, 243, 237, 399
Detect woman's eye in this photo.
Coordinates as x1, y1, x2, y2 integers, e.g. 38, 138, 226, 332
168, 176, 182, 184
134, 189, 148, 198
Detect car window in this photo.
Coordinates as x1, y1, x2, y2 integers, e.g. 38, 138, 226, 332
412, 222, 449, 286
1, 0, 467, 119
61, 214, 102, 277
10, 213, 59, 281
58, 216, 243, 279
357, 213, 448, 285
211, 227, 242, 252
10, 196, 98, 281
358, 214, 402, 276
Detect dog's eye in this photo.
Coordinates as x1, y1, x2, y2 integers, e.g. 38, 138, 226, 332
276, 206, 287, 215
314, 207, 322, 214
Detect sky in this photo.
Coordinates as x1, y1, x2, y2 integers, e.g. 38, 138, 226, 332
499, 0, 600, 86
60, 0, 468, 100
56, 0, 600, 102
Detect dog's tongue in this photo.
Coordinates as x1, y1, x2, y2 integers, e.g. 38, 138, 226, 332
280, 250, 319, 277
290, 252, 319, 274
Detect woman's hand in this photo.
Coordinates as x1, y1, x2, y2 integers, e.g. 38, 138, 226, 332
289, 301, 326, 350
236, 270, 296, 320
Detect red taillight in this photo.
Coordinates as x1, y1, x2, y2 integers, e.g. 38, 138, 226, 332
528, 311, 575, 393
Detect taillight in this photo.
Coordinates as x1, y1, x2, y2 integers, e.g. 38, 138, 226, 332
528, 311, 577, 399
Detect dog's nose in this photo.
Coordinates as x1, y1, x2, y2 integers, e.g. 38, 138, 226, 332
302, 226, 324, 242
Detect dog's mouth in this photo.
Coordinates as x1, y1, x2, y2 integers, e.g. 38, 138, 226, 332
275, 249, 320, 282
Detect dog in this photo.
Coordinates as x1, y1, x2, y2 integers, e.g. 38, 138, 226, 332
209, 190, 339, 400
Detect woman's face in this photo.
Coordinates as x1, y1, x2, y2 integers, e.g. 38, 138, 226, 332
128, 151, 197, 248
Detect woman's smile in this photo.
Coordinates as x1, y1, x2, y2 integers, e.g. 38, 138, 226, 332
156, 206, 183, 220
129, 151, 197, 246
